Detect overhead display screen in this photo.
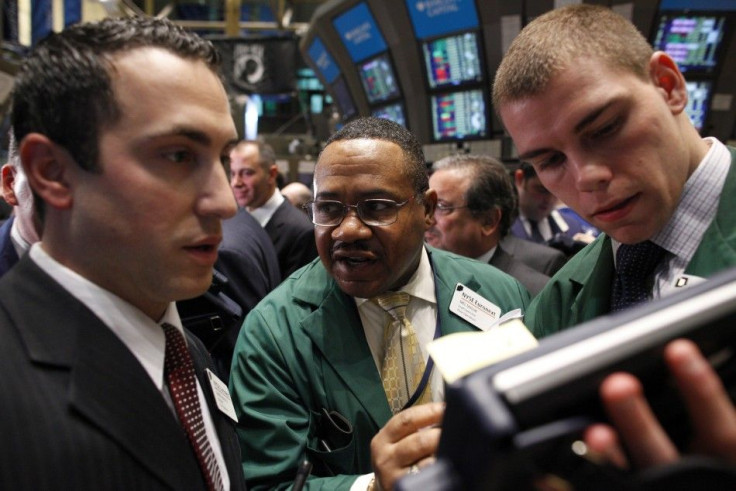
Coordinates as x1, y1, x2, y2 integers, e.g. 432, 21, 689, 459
333, 2, 387, 62
358, 53, 401, 103
405, 0, 479, 39
422, 31, 482, 89
306, 37, 340, 84
685, 80, 712, 131
431, 89, 487, 141
331, 76, 357, 119
372, 103, 407, 127
652, 14, 728, 73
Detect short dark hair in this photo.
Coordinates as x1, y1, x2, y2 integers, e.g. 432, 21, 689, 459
432, 154, 517, 237
322, 117, 428, 198
232, 140, 277, 172
11, 16, 221, 174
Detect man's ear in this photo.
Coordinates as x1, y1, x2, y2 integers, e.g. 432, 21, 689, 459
649, 51, 688, 115
422, 188, 437, 227
480, 207, 502, 237
514, 168, 525, 188
1, 164, 18, 206
20, 134, 74, 211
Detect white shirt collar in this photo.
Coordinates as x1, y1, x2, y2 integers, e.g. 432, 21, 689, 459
249, 189, 285, 227
29, 243, 183, 392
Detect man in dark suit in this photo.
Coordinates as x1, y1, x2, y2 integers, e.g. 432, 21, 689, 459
425, 154, 550, 296
499, 234, 567, 277
0, 17, 246, 490
210, 208, 281, 376
0, 132, 39, 277
229, 140, 318, 280
511, 162, 597, 256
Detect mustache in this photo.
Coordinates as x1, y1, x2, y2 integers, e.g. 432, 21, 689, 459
331, 241, 371, 254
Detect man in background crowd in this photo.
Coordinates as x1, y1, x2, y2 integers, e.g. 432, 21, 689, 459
426, 154, 550, 295
229, 139, 318, 280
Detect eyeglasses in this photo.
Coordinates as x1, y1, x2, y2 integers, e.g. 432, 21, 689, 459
435, 203, 469, 216
304, 197, 415, 227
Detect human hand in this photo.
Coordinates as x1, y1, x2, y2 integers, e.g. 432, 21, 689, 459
584, 339, 736, 469
370, 402, 444, 491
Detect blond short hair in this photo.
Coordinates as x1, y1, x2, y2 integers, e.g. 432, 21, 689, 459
493, 5, 653, 111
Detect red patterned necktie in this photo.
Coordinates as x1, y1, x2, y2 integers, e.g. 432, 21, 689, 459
161, 323, 224, 491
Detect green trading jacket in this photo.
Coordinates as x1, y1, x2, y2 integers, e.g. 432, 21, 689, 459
229, 247, 530, 490
527, 146, 736, 338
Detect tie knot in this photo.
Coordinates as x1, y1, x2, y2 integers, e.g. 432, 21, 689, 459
616, 241, 666, 277
372, 291, 410, 323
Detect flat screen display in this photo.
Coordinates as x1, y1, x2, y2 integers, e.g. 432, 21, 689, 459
306, 37, 340, 84
431, 89, 487, 141
333, 2, 387, 62
652, 14, 728, 73
358, 53, 401, 103
331, 76, 357, 120
685, 79, 712, 131
422, 31, 482, 89
372, 103, 407, 127
405, 0, 479, 39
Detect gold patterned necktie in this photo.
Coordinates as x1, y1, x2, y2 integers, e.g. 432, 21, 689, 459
372, 291, 431, 414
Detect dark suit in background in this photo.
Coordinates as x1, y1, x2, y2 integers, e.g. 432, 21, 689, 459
212, 209, 281, 376
500, 234, 567, 277
0, 257, 247, 490
264, 200, 318, 280
490, 244, 550, 296
0, 217, 18, 277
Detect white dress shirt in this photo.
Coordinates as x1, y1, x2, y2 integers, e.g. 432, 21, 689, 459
249, 189, 285, 227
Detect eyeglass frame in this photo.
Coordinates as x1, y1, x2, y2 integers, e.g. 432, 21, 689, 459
303, 195, 417, 227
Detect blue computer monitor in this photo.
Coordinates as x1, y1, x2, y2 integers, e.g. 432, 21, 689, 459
404, 0, 479, 39
431, 89, 487, 141
332, 2, 387, 62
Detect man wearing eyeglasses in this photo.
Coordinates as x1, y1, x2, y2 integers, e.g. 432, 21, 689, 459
425, 154, 552, 296
229, 117, 531, 490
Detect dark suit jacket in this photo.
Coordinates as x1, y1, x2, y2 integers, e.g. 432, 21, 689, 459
0, 256, 247, 490
212, 209, 281, 376
490, 245, 551, 296
0, 217, 19, 277
510, 210, 587, 244
264, 200, 318, 281
500, 234, 567, 277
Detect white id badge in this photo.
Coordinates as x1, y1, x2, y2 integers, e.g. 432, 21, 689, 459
449, 283, 502, 331
206, 368, 238, 423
